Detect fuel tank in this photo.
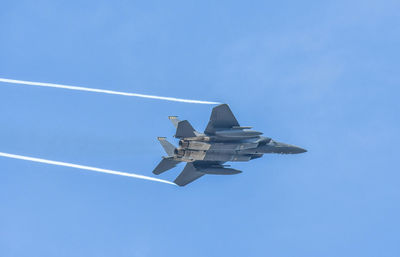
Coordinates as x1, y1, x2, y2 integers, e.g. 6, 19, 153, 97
197, 167, 242, 175
214, 129, 263, 139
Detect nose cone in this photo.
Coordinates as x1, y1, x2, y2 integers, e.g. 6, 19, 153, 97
274, 142, 307, 154
290, 146, 307, 154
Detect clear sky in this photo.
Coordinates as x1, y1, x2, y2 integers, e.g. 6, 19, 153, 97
0, 1, 399, 256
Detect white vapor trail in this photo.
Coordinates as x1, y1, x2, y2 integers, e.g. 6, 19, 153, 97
0, 152, 176, 186
0, 78, 220, 104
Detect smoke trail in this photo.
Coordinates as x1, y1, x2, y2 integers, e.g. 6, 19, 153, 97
0, 152, 176, 186
0, 78, 220, 105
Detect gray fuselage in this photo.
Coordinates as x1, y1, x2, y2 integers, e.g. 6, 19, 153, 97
174, 130, 306, 163
153, 104, 307, 186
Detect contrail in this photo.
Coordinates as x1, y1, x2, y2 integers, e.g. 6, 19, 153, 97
0, 152, 176, 186
0, 78, 220, 104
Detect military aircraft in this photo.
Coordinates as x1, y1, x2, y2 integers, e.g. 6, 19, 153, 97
153, 104, 306, 186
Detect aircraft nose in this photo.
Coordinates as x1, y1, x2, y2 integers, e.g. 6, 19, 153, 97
292, 146, 307, 154
274, 142, 307, 154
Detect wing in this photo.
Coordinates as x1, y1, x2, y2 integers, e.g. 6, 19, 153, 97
174, 163, 205, 186
153, 157, 180, 175
205, 104, 240, 134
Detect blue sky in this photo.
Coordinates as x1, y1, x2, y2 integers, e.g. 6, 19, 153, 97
1, 0, 399, 256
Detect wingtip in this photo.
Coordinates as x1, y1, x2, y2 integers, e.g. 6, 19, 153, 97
173, 179, 185, 187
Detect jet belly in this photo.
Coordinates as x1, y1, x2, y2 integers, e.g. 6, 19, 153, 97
202, 151, 233, 162
176, 140, 261, 162
203, 150, 253, 162
179, 140, 259, 151
209, 142, 258, 151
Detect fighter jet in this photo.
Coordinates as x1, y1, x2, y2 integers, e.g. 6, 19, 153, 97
153, 104, 306, 186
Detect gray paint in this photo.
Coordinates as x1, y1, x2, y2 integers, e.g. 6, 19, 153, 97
153, 104, 307, 186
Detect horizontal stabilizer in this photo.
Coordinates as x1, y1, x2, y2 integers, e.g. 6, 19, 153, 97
175, 120, 197, 138
174, 163, 205, 186
158, 137, 176, 156
153, 157, 180, 175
